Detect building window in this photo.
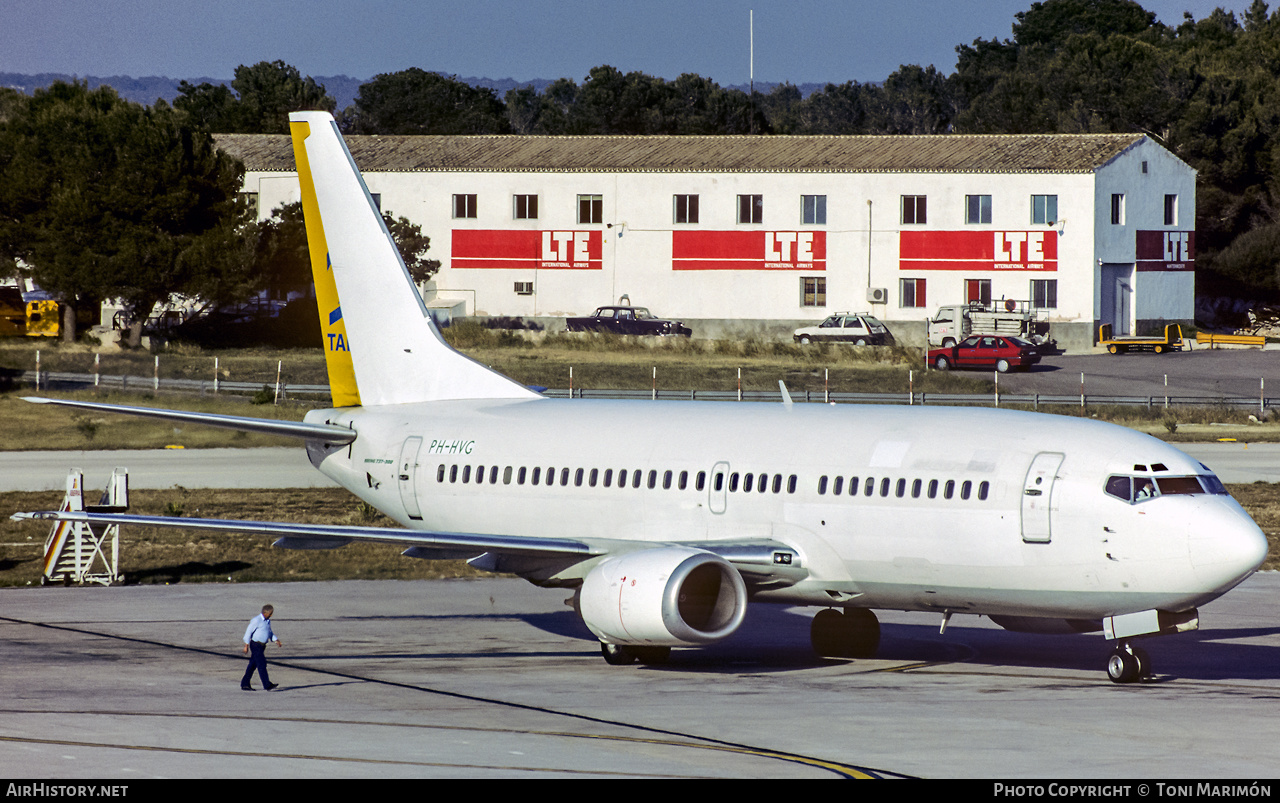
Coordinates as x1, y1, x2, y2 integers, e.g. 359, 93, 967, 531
453, 194, 477, 219
738, 194, 763, 224
1031, 279, 1058, 309
513, 194, 538, 220
1164, 194, 1178, 226
674, 194, 699, 224
901, 278, 926, 308
369, 193, 382, 212
241, 192, 260, 218
902, 195, 927, 225
1031, 194, 1057, 225
514, 281, 534, 295
966, 279, 991, 306
578, 194, 603, 224
802, 195, 826, 225
965, 195, 991, 224
801, 277, 826, 308
1111, 193, 1125, 225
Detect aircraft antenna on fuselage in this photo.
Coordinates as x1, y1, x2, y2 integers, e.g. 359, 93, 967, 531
288, 112, 540, 406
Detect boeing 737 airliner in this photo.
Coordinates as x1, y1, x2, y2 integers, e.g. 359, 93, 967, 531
15, 112, 1268, 683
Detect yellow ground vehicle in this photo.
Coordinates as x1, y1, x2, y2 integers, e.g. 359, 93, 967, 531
0, 287, 59, 337
1098, 323, 1183, 354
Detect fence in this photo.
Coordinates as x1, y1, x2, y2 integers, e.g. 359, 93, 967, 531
14, 369, 1277, 414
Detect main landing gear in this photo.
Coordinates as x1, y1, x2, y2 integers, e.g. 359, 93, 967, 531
600, 642, 671, 666
1106, 642, 1152, 684
810, 607, 881, 659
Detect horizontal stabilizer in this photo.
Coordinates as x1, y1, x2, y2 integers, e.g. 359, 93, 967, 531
22, 397, 357, 444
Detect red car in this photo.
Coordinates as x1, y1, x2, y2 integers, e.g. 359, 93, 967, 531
928, 334, 1040, 373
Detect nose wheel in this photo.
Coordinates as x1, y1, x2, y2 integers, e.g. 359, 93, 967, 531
1106, 643, 1151, 683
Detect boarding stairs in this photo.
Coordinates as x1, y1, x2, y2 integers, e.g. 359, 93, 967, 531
41, 468, 128, 586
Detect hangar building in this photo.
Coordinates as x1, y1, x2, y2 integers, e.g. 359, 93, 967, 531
217, 131, 1196, 349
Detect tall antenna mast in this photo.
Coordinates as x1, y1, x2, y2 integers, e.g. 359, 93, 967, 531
749, 9, 755, 134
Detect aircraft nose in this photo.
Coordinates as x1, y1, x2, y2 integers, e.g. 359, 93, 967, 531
1188, 505, 1269, 590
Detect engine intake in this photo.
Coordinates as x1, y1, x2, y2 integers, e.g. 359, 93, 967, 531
579, 547, 748, 646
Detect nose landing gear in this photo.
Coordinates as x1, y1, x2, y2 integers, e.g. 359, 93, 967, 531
1106, 642, 1152, 684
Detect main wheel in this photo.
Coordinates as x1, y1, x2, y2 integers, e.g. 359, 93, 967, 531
843, 608, 881, 658
1107, 648, 1142, 683
996, 359, 1011, 373
600, 642, 636, 666
799, 336, 812, 345
632, 646, 671, 665
855, 338, 868, 346
1153, 344, 1165, 354
811, 608, 881, 659
935, 355, 951, 370
1108, 344, 1119, 354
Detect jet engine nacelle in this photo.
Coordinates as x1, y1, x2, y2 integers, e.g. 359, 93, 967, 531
578, 547, 748, 646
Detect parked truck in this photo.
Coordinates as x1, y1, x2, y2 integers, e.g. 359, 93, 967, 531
0, 287, 58, 338
926, 300, 1054, 350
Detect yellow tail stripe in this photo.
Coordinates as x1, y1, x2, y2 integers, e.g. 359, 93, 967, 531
289, 120, 361, 408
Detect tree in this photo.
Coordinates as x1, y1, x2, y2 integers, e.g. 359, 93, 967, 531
0, 81, 248, 343
346, 69, 508, 135
175, 61, 335, 134
1012, 0, 1158, 48
382, 212, 440, 285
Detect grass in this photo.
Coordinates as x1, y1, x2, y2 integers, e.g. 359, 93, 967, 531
0, 339, 330, 387
4, 333, 1280, 445
2, 483, 1275, 588
0, 390, 308, 450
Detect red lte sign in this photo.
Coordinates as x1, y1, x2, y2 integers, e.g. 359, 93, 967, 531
672, 231, 826, 270
451, 230, 603, 270
1136, 231, 1194, 271
899, 231, 1058, 271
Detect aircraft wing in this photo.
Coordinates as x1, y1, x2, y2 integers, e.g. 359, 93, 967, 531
13, 510, 599, 558
21, 397, 357, 444
12, 510, 808, 586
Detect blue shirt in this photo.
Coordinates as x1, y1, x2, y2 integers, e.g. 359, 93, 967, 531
243, 613, 277, 645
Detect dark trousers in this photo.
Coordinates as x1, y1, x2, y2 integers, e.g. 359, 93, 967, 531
241, 641, 271, 688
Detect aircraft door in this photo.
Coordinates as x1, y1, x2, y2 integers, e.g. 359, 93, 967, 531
398, 437, 423, 520
1021, 452, 1063, 543
709, 461, 729, 514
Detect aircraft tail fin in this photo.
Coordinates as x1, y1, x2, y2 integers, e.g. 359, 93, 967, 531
288, 111, 539, 406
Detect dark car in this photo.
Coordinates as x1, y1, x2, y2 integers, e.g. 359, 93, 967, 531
565, 306, 692, 336
928, 334, 1040, 373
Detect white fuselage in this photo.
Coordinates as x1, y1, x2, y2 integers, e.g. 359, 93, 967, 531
305, 400, 1266, 621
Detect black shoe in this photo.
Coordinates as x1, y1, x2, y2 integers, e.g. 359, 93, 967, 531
265, 683, 279, 690
241, 685, 255, 691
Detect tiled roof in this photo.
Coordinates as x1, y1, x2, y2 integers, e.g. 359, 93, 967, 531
215, 132, 1149, 175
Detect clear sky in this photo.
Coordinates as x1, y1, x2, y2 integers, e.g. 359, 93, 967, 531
0, 0, 1249, 85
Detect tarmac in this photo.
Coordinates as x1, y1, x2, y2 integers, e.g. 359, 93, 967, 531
2, 574, 1278, 779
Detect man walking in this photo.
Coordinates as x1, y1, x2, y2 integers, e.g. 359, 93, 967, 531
241, 604, 282, 691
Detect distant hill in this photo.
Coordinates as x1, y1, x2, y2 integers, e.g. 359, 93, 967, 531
0, 72, 835, 112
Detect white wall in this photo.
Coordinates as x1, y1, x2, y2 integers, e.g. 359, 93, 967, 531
239, 137, 1196, 338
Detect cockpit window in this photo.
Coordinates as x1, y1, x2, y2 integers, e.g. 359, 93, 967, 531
1133, 477, 1157, 501
1157, 476, 1205, 495
1105, 473, 1227, 503
1104, 475, 1131, 501
1199, 474, 1228, 495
